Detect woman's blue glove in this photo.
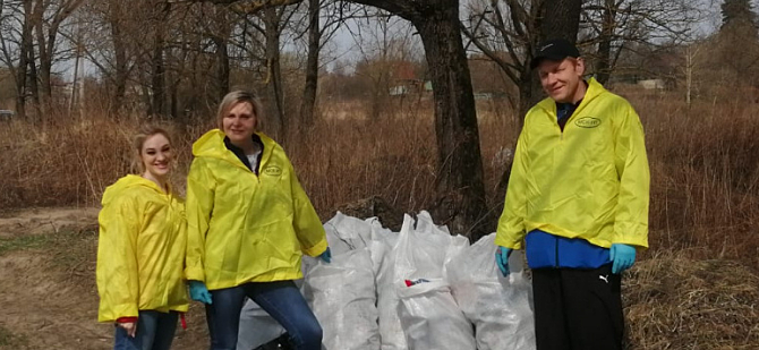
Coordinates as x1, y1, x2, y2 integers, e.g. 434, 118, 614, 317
495, 246, 512, 276
319, 247, 332, 263
188, 280, 213, 304
610, 244, 636, 274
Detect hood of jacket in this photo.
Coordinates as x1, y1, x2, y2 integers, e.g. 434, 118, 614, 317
101, 174, 166, 206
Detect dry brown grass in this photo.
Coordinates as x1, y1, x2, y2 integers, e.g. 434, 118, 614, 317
1, 89, 758, 264
624, 249, 759, 350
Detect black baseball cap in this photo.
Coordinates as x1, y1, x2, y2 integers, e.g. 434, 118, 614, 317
530, 38, 580, 69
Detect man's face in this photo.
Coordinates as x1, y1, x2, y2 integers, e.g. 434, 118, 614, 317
537, 58, 585, 103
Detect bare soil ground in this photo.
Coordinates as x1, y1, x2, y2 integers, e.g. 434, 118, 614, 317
0, 207, 207, 350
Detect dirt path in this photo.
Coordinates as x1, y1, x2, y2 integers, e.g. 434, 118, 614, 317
0, 207, 99, 239
0, 207, 207, 350
0, 250, 111, 349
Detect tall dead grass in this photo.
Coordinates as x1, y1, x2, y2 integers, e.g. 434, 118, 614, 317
1, 90, 758, 267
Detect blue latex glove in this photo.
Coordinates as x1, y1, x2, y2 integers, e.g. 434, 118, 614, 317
188, 280, 213, 304
495, 246, 512, 276
610, 244, 636, 274
319, 247, 332, 263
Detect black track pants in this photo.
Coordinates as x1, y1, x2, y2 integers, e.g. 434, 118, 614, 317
531, 264, 624, 350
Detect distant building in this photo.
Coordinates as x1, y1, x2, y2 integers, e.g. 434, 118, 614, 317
638, 79, 665, 90
0, 109, 15, 120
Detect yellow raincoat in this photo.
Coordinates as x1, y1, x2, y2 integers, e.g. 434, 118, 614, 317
495, 78, 649, 250
96, 175, 189, 323
185, 129, 327, 290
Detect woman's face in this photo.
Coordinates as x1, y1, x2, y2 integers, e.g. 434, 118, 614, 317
140, 133, 172, 180
222, 101, 257, 144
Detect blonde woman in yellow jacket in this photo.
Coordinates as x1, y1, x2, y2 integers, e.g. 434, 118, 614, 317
96, 127, 189, 350
185, 91, 330, 350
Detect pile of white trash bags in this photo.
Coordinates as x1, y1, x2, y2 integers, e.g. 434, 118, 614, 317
237, 211, 536, 350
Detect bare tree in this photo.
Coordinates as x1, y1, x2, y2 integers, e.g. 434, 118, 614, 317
463, 0, 582, 117
580, 0, 701, 84
350, 10, 420, 120
0, 0, 28, 118
32, 0, 84, 113
298, 0, 350, 127
342, 0, 487, 236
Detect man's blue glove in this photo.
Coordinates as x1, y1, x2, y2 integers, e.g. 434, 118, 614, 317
610, 244, 636, 274
188, 280, 213, 304
495, 246, 512, 276
319, 247, 332, 263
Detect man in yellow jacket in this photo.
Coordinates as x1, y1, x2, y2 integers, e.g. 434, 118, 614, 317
494, 38, 649, 350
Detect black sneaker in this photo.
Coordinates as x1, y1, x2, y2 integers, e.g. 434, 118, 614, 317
252, 334, 294, 350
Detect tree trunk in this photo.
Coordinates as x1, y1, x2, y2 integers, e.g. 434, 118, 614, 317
23, 0, 41, 122
110, 0, 128, 115
214, 36, 230, 100
150, 1, 169, 117
595, 0, 616, 85
263, 7, 286, 139
151, 32, 165, 117
15, 1, 31, 119
33, 0, 50, 116
299, 0, 320, 128
414, 2, 488, 238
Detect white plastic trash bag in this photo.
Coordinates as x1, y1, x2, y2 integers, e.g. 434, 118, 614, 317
396, 279, 476, 350
237, 299, 285, 350
376, 215, 414, 350
446, 233, 536, 350
395, 211, 469, 282
324, 212, 374, 255
377, 213, 470, 350
302, 248, 380, 350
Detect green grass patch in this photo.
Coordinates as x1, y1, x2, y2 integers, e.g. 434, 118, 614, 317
0, 325, 28, 348
0, 234, 54, 255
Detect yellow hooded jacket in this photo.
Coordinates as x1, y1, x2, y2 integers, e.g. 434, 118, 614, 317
96, 175, 189, 323
185, 129, 327, 290
495, 78, 650, 250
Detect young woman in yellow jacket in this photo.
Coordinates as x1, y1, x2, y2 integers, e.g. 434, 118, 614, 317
185, 91, 330, 350
96, 127, 189, 350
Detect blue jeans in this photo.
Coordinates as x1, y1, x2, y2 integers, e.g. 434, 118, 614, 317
113, 310, 178, 350
205, 280, 322, 350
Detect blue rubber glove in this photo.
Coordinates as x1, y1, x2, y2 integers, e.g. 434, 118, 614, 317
188, 280, 213, 304
319, 247, 332, 263
495, 246, 512, 276
610, 244, 636, 274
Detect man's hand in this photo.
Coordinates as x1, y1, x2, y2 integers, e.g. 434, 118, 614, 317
610, 244, 636, 274
495, 246, 512, 276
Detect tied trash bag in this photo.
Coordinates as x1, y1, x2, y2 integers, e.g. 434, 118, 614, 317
397, 211, 469, 280
376, 215, 413, 350
446, 233, 536, 350
396, 279, 476, 350
324, 212, 374, 255
323, 212, 396, 276
237, 299, 286, 350
302, 248, 380, 350
377, 213, 469, 350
